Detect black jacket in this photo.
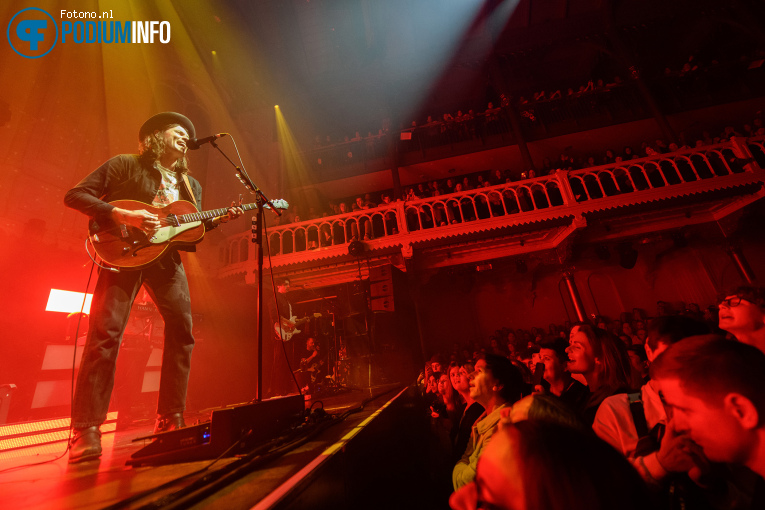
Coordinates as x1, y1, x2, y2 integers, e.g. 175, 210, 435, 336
64, 154, 217, 251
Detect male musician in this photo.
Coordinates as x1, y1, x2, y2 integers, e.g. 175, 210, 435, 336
64, 112, 243, 463
298, 337, 326, 394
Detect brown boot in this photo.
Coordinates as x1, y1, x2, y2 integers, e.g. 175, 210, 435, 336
154, 412, 185, 434
68, 426, 102, 464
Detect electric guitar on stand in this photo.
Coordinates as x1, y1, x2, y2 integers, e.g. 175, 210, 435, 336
87, 199, 288, 269
274, 313, 322, 342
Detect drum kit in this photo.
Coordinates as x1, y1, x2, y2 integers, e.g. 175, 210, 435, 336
289, 311, 369, 395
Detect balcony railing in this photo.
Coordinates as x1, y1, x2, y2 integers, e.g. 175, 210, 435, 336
220, 137, 765, 271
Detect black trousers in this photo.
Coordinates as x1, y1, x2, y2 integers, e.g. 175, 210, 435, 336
72, 253, 195, 428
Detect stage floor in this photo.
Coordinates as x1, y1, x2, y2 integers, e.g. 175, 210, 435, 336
0, 384, 408, 510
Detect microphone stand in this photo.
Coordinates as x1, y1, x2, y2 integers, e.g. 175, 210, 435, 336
210, 141, 282, 402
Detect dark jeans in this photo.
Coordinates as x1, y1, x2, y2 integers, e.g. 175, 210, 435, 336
72, 253, 195, 429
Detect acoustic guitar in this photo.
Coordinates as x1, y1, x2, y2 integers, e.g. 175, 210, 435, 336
88, 198, 288, 269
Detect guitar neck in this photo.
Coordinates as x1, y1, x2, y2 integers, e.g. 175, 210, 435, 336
176, 203, 272, 225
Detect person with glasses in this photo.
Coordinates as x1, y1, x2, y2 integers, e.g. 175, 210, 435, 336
718, 286, 765, 354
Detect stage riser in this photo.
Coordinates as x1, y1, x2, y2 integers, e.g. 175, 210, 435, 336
271, 387, 431, 510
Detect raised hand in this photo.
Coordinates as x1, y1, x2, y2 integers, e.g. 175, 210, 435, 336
656, 420, 702, 474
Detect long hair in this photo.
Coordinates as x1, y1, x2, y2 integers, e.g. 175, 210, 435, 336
439, 370, 459, 413
575, 323, 630, 393
447, 363, 466, 407
138, 123, 190, 174
526, 394, 586, 431
508, 420, 651, 510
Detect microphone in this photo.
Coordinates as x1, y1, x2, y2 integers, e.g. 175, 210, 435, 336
188, 133, 228, 150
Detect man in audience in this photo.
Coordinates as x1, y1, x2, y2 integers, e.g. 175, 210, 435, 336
593, 316, 710, 485
718, 286, 765, 354
537, 338, 589, 412
452, 354, 523, 490
651, 336, 765, 503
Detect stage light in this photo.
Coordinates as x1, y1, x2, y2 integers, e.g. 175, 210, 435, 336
211, 50, 217, 56
274, 105, 279, 108
0, 412, 117, 454
46, 289, 93, 314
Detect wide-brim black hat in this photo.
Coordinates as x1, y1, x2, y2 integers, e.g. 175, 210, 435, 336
138, 112, 195, 141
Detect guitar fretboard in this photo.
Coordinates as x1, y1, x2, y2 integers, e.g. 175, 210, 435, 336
177, 203, 258, 224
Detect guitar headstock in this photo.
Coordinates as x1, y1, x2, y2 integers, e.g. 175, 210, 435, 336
269, 199, 289, 210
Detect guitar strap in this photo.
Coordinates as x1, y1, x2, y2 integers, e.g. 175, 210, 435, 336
180, 173, 198, 208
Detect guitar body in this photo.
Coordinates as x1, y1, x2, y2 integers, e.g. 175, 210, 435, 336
88, 200, 205, 270
275, 316, 301, 342
273, 313, 322, 342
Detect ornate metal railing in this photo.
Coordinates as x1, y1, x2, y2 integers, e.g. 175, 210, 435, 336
566, 142, 751, 201
220, 137, 764, 269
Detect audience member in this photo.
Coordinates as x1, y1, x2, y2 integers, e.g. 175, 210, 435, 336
452, 354, 524, 490
593, 316, 710, 486
717, 286, 765, 354
435, 370, 461, 425
503, 393, 584, 431
565, 323, 631, 425
626, 344, 649, 388
537, 338, 589, 413
651, 336, 765, 505
450, 421, 652, 510
451, 362, 484, 463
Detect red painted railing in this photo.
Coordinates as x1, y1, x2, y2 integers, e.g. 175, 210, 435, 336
220, 137, 764, 270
